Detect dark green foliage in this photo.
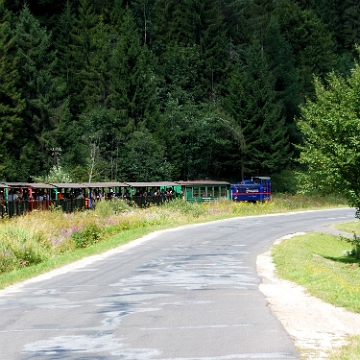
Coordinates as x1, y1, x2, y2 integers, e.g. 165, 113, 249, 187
109, 9, 160, 133
71, 223, 102, 248
224, 40, 291, 177
341, 0, 360, 54
68, 0, 110, 115
264, 16, 302, 148
54, 1, 76, 96
276, 2, 337, 97
120, 128, 171, 181
297, 67, 360, 216
15, 4, 62, 179
0, 0, 357, 184
0, 0, 25, 179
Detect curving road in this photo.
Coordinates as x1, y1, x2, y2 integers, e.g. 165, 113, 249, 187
0, 208, 355, 360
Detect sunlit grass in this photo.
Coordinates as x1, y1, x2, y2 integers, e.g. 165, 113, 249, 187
334, 221, 360, 234
0, 194, 349, 289
328, 336, 360, 360
272, 230, 360, 360
272, 232, 360, 313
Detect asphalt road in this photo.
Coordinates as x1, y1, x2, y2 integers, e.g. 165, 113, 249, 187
0, 208, 356, 360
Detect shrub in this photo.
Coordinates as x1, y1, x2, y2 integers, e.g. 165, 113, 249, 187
0, 227, 47, 272
71, 223, 102, 248
94, 199, 130, 217
164, 199, 207, 218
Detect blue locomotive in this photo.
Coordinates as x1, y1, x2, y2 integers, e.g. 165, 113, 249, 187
230, 177, 271, 202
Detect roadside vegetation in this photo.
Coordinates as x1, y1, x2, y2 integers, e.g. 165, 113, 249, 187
0, 194, 346, 289
272, 220, 360, 359
0, 194, 358, 359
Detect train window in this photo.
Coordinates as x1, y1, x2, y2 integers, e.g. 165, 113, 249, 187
214, 186, 220, 197
193, 186, 200, 197
200, 187, 206, 196
221, 186, 227, 197
207, 187, 213, 196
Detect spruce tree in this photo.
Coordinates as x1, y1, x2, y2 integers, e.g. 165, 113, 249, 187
276, 2, 336, 98
54, 0, 76, 96
201, 0, 229, 99
109, 9, 160, 132
158, 44, 202, 105
225, 41, 291, 177
342, 0, 360, 53
69, 0, 111, 115
264, 16, 302, 146
15, 4, 60, 179
0, 0, 25, 180
222, 62, 248, 179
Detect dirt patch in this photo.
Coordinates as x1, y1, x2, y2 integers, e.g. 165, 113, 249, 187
257, 233, 360, 360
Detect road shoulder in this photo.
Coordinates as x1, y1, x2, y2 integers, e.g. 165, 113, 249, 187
257, 231, 360, 360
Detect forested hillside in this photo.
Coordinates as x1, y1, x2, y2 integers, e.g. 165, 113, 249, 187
0, 0, 358, 184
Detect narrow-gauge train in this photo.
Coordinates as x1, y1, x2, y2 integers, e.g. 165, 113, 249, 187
230, 177, 271, 202
0, 177, 271, 217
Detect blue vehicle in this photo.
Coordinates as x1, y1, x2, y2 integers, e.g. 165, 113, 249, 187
230, 177, 271, 202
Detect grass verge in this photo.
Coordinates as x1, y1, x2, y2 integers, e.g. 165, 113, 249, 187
0, 194, 348, 290
334, 221, 360, 234
0, 226, 162, 289
328, 336, 360, 359
272, 225, 360, 359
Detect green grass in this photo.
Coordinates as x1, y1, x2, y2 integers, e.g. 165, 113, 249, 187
272, 233, 360, 312
0, 194, 349, 290
272, 229, 360, 360
328, 336, 360, 359
0, 226, 160, 288
334, 221, 360, 234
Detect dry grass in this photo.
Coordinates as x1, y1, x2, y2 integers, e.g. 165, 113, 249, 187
0, 194, 348, 277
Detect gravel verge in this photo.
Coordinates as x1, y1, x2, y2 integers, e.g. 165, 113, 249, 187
257, 232, 360, 360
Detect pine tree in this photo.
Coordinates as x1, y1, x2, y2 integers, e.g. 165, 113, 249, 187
225, 41, 291, 177
276, 2, 337, 98
131, 0, 155, 46
264, 16, 302, 146
15, 4, 61, 179
109, 9, 160, 132
342, 0, 360, 53
0, 0, 25, 180
54, 0, 76, 96
158, 44, 203, 105
201, 0, 229, 99
242, 0, 275, 43
69, 0, 111, 115
82, 19, 111, 110
222, 62, 247, 179
152, 0, 179, 51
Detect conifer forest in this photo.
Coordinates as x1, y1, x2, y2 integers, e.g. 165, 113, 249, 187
0, 0, 358, 185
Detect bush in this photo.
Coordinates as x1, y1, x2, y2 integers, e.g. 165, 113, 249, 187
270, 170, 300, 194
0, 227, 47, 272
164, 199, 207, 218
93, 199, 130, 217
71, 223, 102, 248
